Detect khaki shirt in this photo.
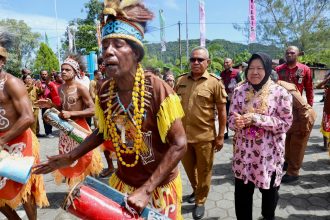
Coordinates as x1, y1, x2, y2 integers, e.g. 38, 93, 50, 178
175, 71, 227, 143
277, 80, 316, 134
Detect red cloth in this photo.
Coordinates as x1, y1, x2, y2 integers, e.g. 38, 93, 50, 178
0, 129, 33, 200
38, 80, 50, 99
47, 81, 61, 107
58, 118, 93, 178
220, 68, 240, 94
276, 63, 314, 106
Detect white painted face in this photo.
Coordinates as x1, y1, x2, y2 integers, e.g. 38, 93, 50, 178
247, 58, 265, 85
61, 64, 76, 81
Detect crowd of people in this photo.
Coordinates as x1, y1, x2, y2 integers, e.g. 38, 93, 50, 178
0, 1, 328, 220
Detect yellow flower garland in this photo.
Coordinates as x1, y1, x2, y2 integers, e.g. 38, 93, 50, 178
244, 79, 271, 114
106, 64, 145, 167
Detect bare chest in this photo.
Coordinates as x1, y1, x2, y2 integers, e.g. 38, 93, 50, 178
60, 87, 81, 110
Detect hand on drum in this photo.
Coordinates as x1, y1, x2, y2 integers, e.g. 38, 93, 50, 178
126, 186, 151, 215
33, 154, 74, 174
59, 110, 71, 120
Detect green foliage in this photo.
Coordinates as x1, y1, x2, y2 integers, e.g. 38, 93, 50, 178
81, 0, 103, 25
254, 0, 330, 67
144, 39, 283, 74
256, 0, 329, 49
233, 50, 251, 65
75, 24, 99, 53
0, 19, 40, 77
33, 43, 59, 75
62, 0, 102, 55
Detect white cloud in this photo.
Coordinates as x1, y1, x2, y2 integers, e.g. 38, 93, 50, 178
0, 8, 68, 52
164, 0, 179, 10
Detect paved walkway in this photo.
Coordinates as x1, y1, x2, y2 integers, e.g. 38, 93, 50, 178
1, 91, 329, 219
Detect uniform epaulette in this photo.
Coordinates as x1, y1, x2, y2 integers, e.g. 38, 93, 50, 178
176, 73, 188, 80
210, 73, 221, 80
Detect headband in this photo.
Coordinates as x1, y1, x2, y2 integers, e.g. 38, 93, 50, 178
62, 58, 80, 74
102, 19, 144, 46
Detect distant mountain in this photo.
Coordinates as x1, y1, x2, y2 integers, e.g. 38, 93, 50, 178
144, 39, 283, 65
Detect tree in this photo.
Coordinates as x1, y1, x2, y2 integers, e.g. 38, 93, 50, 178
233, 50, 251, 65
34, 43, 59, 75
256, 0, 329, 51
82, 0, 103, 25
75, 24, 99, 53
0, 19, 40, 76
62, 0, 102, 55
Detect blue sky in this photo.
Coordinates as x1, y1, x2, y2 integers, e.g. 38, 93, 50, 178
0, 0, 250, 52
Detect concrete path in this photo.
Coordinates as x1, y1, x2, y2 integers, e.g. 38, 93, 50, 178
1, 91, 329, 220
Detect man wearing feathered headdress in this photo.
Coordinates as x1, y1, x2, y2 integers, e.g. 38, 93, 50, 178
0, 28, 49, 219
34, 1, 187, 219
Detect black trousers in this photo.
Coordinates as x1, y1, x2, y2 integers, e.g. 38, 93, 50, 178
41, 108, 52, 135
235, 173, 279, 220
225, 98, 230, 132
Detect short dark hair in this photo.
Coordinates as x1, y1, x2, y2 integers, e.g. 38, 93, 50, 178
94, 70, 101, 75
21, 68, 31, 75
97, 56, 103, 65
22, 74, 28, 81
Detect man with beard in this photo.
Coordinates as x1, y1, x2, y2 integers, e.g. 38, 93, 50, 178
220, 58, 241, 139
38, 70, 54, 138
0, 28, 48, 220
276, 46, 314, 106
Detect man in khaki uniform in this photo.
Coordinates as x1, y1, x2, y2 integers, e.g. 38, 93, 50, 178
277, 80, 316, 183
175, 47, 227, 219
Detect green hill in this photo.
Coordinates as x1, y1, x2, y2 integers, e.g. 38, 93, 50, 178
144, 39, 283, 65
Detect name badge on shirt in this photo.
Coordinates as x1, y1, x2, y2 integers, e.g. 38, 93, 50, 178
298, 77, 303, 84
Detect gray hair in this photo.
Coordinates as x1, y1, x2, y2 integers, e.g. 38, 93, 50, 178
190, 46, 209, 59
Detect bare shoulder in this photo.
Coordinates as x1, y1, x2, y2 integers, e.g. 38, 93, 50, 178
5, 73, 25, 90
76, 81, 89, 93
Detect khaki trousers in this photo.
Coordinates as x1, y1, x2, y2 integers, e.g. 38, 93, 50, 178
181, 141, 214, 205
31, 108, 39, 135
285, 132, 311, 176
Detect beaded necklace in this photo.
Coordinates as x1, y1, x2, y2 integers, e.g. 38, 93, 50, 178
243, 80, 271, 139
243, 79, 271, 115
105, 64, 145, 167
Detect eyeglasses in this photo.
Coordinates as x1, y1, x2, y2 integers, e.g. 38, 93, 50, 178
189, 57, 207, 63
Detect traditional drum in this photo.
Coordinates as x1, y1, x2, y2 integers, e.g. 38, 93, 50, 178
62, 176, 170, 220
43, 108, 91, 143
0, 150, 34, 184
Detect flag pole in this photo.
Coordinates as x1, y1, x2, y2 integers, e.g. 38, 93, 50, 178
185, 0, 189, 62
54, 0, 61, 70
199, 0, 206, 47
